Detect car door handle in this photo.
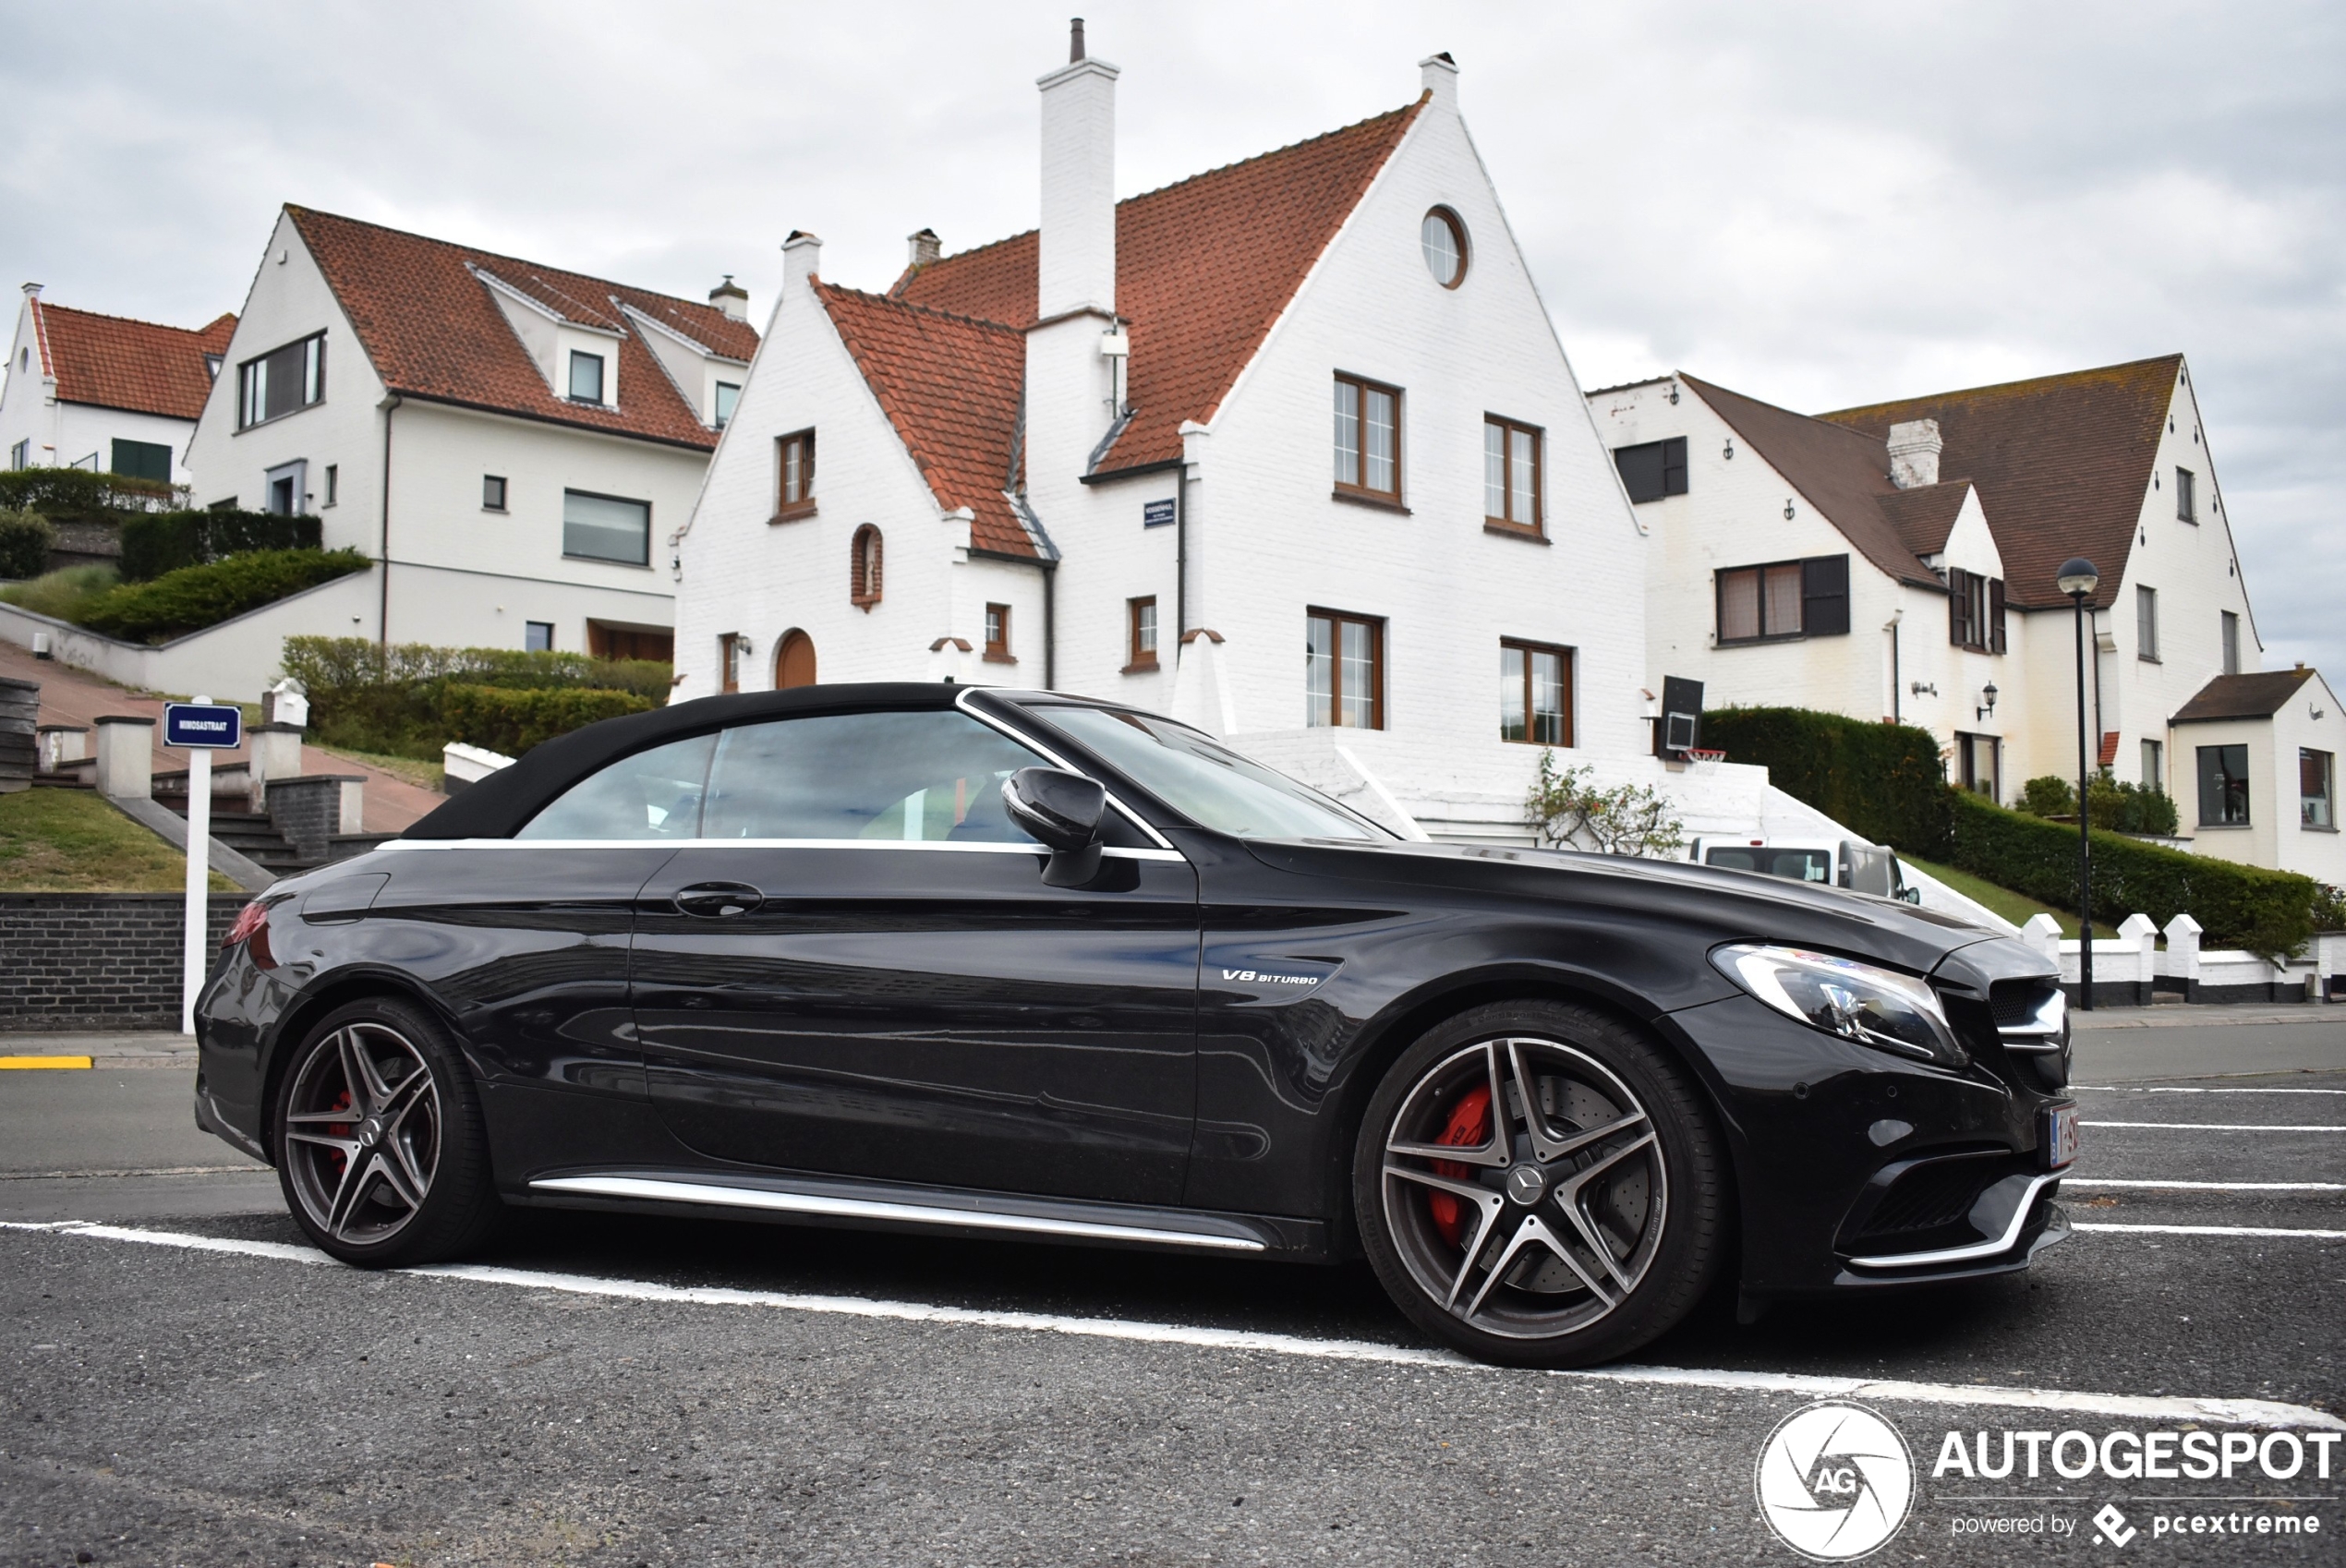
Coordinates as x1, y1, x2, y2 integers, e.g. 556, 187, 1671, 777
673, 882, 765, 918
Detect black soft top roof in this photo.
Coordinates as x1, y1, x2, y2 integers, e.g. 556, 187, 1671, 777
405, 682, 973, 839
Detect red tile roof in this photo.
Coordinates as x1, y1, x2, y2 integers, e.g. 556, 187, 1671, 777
1820, 356, 2183, 609
814, 283, 1034, 557
890, 100, 1424, 474
286, 207, 759, 452
28, 299, 236, 421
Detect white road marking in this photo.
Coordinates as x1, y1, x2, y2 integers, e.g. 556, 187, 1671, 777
2074, 1086, 2346, 1096
4, 1219, 2337, 1431
2072, 1222, 2346, 1240
2082, 1120, 2346, 1132
2062, 1178, 2346, 1192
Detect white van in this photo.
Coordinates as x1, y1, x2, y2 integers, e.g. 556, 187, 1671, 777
1690, 837, 1920, 903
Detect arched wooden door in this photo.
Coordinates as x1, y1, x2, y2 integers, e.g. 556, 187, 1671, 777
773, 629, 817, 689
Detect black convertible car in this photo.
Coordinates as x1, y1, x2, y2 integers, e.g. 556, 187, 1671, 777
193, 683, 2075, 1366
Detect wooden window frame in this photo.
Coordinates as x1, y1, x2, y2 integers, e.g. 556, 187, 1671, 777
1483, 415, 1544, 538
1945, 567, 2005, 653
773, 429, 817, 522
1715, 560, 1808, 645
1124, 596, 1159, 673
1499, 638, 1574, 746
1332, 372, 1405, 507
719, 633, 743, 694
1306, 607, 1385, 730
1421, 207, 1469, 289
984, 602, 1015, 664
850, 524, 883, 611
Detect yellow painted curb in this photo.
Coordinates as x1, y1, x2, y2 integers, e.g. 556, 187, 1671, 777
0, 1055, 95, 1070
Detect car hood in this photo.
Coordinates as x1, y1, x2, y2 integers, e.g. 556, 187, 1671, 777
1237, 835, 2020, 983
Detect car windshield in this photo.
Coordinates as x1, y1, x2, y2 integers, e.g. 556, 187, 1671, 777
1034, 705, 1389, 841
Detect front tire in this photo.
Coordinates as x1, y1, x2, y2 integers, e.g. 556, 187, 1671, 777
1353, 1001, 1723, 1367
272, 997, 502, 1267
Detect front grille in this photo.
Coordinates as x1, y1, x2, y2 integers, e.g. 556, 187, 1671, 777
1857, 1160, 1994, 1237
1989, 978, 2061, 1028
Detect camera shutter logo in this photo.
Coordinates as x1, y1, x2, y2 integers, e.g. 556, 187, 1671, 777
1753, 1402, 1915, 1561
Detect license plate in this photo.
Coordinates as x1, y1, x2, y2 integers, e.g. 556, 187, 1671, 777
2042, 1104, 2080, 1170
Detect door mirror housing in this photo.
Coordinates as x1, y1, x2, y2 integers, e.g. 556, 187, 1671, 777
1002, 766, 1107, 887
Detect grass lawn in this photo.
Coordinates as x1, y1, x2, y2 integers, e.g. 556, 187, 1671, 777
317, 746, 443, 792
1899, 853, 2080, 937
0, 788, 238, 892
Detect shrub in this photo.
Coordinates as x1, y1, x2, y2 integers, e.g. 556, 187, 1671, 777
1698, 706, 1953, 856
119, 509, 322, 581
2086, 772, 2181, 837
1526, 751, 1685, 857
2314, 883, 2346, 934
431, 685, 656, 757
0, 563, 118, 622
279, 635, 675, 759
0, 467, 180, 525
75, 549, 370, 644
0, 509, 55, 579
2020, 776, 2075, 817
1945, 789, 2316, 959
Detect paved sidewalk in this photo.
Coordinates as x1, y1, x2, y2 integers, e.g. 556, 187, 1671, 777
2074, 1002, 2340, 1030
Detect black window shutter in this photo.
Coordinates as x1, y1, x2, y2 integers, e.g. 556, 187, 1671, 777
1947, 567, 1968, 646
1801, 553, 1850, 636
1614, 441, 1666, 504
1662, 437, 1688, 496
1989, 577, 2007, 655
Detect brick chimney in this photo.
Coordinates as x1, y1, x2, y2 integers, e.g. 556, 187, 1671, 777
906, 228, 942, 270
707, 274, 748, 321
1888, 418, 1942, 489
1036, 18, 1118, 319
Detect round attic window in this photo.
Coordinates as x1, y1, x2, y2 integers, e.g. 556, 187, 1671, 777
1421, 207, 1468, 288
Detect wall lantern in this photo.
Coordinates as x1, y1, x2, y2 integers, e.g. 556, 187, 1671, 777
1976, 681, 1998, 721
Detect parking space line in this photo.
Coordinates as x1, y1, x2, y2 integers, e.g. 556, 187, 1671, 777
2063, 1178, 2345, 1192
0, 1056, 94, 1070
2082, 1120, 2346, 1132
2074, 1086, 2346, 1097
5, 1219, 2337, 1430
2072, 1222, 2346, 1239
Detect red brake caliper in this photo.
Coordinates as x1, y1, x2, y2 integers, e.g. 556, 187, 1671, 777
325, 1090, 353, 1181
1426, 1083, 1493, 1248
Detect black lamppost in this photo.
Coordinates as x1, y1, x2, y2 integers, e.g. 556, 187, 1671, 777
2058, 557, 2101, 1008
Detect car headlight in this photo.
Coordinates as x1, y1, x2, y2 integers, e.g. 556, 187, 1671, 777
1711, 943, 1966, 1067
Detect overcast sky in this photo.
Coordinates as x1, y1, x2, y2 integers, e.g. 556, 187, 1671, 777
5, 1, 2339, 677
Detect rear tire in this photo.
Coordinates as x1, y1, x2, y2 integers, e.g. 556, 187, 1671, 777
272, 996, 502, 1268
1353, 1001, 1723, 1367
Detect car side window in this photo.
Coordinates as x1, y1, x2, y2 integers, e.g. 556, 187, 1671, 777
701, 710, 1053, 842
516, 733, 716, 840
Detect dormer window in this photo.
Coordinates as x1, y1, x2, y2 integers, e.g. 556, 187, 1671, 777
714, 381, 740, 429
568, 351, 605, 404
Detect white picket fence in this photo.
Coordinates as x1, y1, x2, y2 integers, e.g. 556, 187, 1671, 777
2016, 913, 2346, 1006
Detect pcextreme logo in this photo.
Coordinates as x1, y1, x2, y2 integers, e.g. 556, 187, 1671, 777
1754, 1402, 1917, 1561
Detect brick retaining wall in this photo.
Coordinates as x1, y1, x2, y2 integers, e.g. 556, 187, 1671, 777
0, 892, 251, 1031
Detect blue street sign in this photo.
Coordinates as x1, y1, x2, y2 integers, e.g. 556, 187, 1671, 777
163, 702, 243, 749
1143, 498, 1175, 528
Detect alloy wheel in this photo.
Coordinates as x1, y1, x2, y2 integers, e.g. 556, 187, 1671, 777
282, 1020, 442, 1247
1381, 1035, 1666, 1341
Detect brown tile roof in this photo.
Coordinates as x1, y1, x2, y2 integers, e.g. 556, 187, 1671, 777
29, 299, 236, 421
2170, 667, 2316, 724
1875, 480, 1975, 559
891, 101, 1424, 474
286, 207, 759, 452
1680, 374, 1942, 589
814, 282, 1035, 558
1819, 355, 2183, 610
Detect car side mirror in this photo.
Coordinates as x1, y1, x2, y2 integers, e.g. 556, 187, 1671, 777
1002, 767, 1106, 887
1900, 886, 1922, 905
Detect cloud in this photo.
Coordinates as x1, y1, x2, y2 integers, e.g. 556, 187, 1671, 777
3, 0, 2337, 672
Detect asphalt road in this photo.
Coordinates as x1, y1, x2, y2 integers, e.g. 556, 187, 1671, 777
4, 1017, 2341, 1567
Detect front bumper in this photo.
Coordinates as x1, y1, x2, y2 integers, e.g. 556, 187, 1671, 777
1658, 992, 2073, 1297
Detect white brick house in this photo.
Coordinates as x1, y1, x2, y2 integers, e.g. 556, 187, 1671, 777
0, 284, 235, 486
183, 207, 759, 659
675, 32, 1663, 842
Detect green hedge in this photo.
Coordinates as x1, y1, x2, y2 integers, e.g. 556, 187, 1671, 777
0, 509, 55, 580
1698, 706, 1953, 856
1946, 790, 2316, 959
280, 636, 672, 760
120, 509, 321, 581
431, 686, 656, 757
75, 549, 371, 645
0, 467, 179, 526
